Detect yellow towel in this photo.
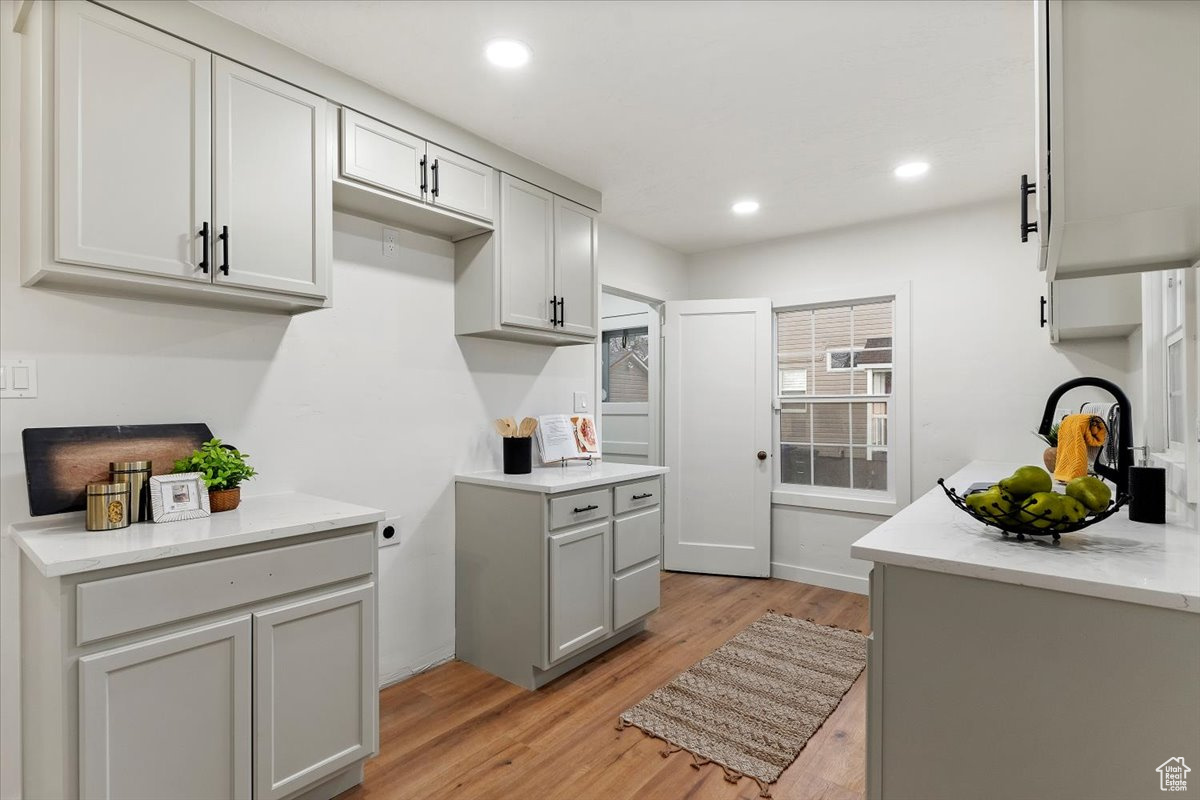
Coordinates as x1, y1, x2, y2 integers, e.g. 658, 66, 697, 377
1054, 414, 1107, 483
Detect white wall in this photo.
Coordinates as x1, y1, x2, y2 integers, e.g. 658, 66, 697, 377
600, 222, 689, 301
687, 199, 1139, 591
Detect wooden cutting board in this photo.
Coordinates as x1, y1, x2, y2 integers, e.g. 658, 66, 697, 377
22, 423, 213, 516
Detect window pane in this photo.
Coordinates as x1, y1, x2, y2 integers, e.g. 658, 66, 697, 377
1167, 338, 1184, 445
780, 402, 812, 444
853, 447, 888, 491
813, 306, 852, 395
811, 402, 849, 445
813, 446, 852, 488
777, 308, 815, 391
781, 444, 813, 486
852, 300, 893, 394
604, 327, 649, 403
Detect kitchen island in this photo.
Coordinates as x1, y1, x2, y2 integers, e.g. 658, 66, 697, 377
852, 461, 1200, 800
13, 493, 384, 800
456, 462, 669, 689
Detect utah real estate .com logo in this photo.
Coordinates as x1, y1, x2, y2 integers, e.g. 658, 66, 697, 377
1158, 757, 1191, 792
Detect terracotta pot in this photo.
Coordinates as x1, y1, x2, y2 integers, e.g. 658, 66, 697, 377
209, 486, 241, 513
1042, 447, 1058, 473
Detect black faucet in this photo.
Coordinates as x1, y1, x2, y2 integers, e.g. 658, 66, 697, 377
1037, 377, 1132, 496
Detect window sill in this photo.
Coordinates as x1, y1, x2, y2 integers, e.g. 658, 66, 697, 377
771, 488, 899, 517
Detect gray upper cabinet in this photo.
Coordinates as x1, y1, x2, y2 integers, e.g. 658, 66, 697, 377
1032, 0, 1200, 278
500, 174, 557, 331
553, 195, 599, 338
79, 616, 253, 800
429, 144, 496, 221
55, 0, 212, 282
253, 584, 377, 800
340, 108, 426, 201
212, 58, 331, 299
547, 520, 613, 663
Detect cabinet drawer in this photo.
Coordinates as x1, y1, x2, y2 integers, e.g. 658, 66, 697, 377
76, 531, 374, 645
614, 478, 660, 515
613, 508, 661, 573
613, 559, 660, 630
549, 488, 611, 531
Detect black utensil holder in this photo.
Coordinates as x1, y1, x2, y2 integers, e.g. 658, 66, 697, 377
503, 437, 532, 474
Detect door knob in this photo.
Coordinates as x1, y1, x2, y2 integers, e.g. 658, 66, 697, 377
757, 451, 768, 461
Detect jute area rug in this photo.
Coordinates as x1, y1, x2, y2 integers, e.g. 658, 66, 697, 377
617, 612, 867, 798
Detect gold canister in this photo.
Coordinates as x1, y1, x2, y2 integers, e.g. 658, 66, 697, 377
110, 460, 152, 523
86, 482, 130, 531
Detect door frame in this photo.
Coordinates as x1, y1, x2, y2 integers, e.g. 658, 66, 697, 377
596, 286, 665, 467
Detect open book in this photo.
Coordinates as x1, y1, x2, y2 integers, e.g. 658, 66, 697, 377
535, 414, 600, 463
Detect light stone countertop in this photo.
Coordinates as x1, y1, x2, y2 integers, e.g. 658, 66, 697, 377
10, 492, 385, 578
455, 462, 668, 494
851, 460, 1200, 612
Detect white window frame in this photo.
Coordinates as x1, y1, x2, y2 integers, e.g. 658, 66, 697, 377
771, 282, 911, 516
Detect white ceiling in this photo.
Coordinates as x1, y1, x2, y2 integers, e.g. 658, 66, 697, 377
195, 0, 1034, 254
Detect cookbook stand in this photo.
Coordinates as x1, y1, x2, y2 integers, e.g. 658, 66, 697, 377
559, 456, 595, 469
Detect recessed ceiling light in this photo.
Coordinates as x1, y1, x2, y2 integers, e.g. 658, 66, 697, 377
893, 161, 930, 179
485, 39, 532, 69
731, 200, 760, 215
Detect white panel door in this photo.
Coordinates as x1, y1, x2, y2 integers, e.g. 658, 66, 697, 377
548, 520, 612, 663
79, 616, 251, 800
553, 196, 599, 338
55, 0, 211, 280
499, 174, 555, 330
213, 57, 330, 299
254, 583, 376, 800
428, 144, 495, 222
663, 299, 773, 577
340, 108, 426, 200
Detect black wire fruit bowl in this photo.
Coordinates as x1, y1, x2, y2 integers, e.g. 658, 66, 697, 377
938, 479, 1129, 542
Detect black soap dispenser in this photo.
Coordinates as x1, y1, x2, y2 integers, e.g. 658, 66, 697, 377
1127, 446, 1166, 524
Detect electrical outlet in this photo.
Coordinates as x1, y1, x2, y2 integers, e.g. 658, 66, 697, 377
377, 516, 403, 548
573, 391, 589, 412
382, 227, 400, 259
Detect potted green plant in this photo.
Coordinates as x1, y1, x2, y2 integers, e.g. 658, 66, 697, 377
173, 438, 257, 512
1035, 421, 1060, 473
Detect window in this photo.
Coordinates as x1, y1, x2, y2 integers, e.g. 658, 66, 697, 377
602, 327, 649, 403
776, 298, 896, 497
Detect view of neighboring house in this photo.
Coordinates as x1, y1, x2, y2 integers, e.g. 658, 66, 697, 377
608, 350, 649, 403
777, 300, 893, 491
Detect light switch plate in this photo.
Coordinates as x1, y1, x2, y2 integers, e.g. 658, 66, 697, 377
573, 391, 589, 412
1, 359, 38, 399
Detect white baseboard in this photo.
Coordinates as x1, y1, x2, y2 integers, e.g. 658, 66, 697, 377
771, 561, 869, 595
379, 646, 455, 689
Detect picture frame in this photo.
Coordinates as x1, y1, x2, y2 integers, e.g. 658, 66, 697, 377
149, 472, 211, 523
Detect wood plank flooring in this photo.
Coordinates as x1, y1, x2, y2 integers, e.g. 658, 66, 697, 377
339, 572, 869, 800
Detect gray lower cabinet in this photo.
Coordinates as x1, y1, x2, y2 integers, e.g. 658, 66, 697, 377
456, 476, 663, 689
548, 521, 612, 661
254, 584, 377, 800
79, 617, 253, 800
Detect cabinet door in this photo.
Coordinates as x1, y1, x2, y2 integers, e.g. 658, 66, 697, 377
340, 108, 426, 200
79, 617, 251, 800
254, 583, 376, 800
213, 57, 331, 299
428, 144, 495, 222
553, 196, 599, 338
55, 0, 211, 281
499, 174, 555, 330
548, 521, 612, 663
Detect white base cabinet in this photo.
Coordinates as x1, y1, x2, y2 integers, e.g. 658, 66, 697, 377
19, 521, 379, 800
455, 475, 662, 689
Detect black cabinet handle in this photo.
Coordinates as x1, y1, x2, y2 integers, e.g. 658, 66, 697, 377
1020, 174, 1038, 243
557, 296, 565, 327
632, 493, 654, 500
573, 504, 599, 513
199, 222, 210, 273
218, 225, 230, 275
551, 295, 558, 326
1040, 295, 1047, 328
431, 159, 439, 197
420, 156, 427, 193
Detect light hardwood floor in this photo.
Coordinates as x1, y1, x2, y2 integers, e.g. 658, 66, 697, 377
340, 573, 869, 800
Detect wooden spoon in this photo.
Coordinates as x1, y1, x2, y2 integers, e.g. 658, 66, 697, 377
519, 417, 538, 438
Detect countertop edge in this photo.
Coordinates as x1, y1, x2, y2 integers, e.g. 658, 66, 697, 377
455, 465, 669, 494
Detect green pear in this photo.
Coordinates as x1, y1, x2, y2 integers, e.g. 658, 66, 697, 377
1059, 495, 1090, 524
1019, 491, 1064, 529
1065, 475, 1112, 513
999, 466, 1053, 500
966, 487, 1014, 519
